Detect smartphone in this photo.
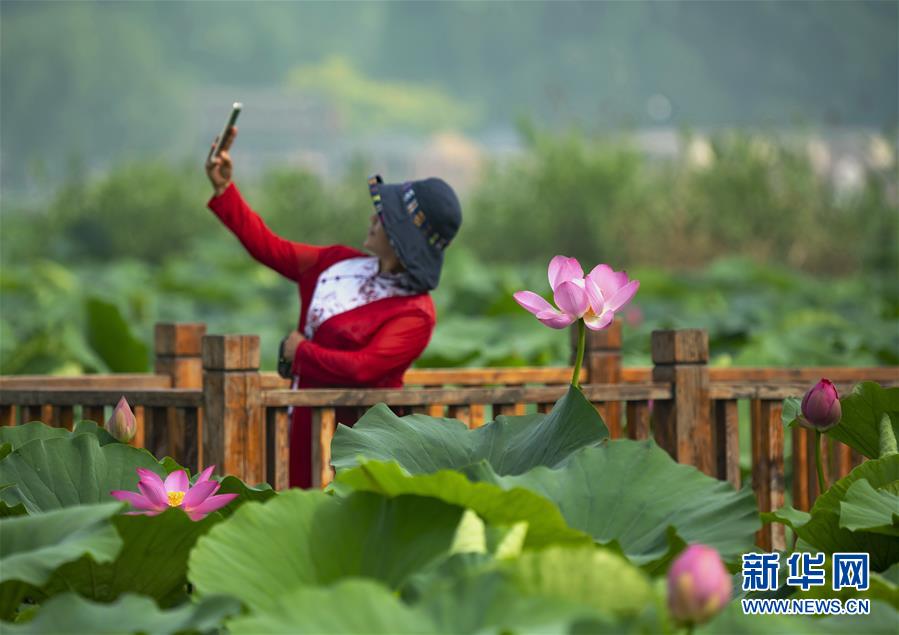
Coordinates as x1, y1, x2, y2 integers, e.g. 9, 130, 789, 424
210, 102, 242, 159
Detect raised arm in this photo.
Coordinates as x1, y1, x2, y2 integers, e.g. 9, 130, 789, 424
205, 126, 322, 280
293, 313, 434, 386
207, 183, 322, 280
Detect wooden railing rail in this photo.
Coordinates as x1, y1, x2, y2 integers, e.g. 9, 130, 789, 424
629, 366, 899, 383
0, 388, 203, 408
0, 374, 172, 389
2, 320, 898, 554
261, 383, 670, 408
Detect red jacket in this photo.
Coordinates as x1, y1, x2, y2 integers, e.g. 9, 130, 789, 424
208, 183, 436, 487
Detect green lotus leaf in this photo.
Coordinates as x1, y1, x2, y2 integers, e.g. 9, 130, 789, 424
43, 508, 220, 607
0, 422, 70, 449
1, 592, 241, 635
331, 385, 608, 475
839, 478, 899, 535
227, 579, 437, 635
335, 460, 591, 549
71, 420, 120, 446
212, 475, 276, 518
189, 489, 465, 613
0, 503, 122, 619
761, 505, 811, 531
829, 382, 899, 459
770, 455, 899, 572
402, 549, 658, 634
85, 296, 150, 373
505, 546, 655, 617
0, 433, 164, 513
486, 440, 759, 569
0, 486, 26, 518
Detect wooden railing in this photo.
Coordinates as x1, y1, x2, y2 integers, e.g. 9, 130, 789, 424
1, 322, 897, 551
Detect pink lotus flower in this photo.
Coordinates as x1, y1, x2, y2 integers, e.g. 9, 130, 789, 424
513, 256, 639, 330
111, 466, 237, 521
800, 378, 842, 431
105, 396, 137, 443
668, 544, 732, 625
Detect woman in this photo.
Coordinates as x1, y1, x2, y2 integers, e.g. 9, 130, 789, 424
205, 128, 462, 488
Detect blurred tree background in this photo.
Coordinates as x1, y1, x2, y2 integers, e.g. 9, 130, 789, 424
1, 0, 896, 375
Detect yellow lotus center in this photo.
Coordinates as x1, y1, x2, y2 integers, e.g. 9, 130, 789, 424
167, 491, 185, 507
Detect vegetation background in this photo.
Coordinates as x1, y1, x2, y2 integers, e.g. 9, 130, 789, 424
1, 0, 897, 374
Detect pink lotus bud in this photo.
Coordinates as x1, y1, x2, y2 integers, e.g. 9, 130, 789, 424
105, 396, 137, 443
667, 544, 732, 625
800, 379, 841, 431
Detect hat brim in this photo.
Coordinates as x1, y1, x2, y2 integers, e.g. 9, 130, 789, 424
372, 182, 443, 291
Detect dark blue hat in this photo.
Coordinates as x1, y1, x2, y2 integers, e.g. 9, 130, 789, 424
368, 175, 462, 291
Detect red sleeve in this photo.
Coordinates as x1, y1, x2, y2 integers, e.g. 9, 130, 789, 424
207, 182, 323, 281
293, 314, 433, 386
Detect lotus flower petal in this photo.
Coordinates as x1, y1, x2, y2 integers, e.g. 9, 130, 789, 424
164, 470, 190, 494
605, 279, 640, 312
182, 480, 220, 510
136, 481, 168, 510
136, 468, 165, 490
185, 493, 239, 519
194, 465, 216, 484
110, 490, 155, 511
553, 280, 589, 318
584, 276, 605, 315
588, 264, 628, 295
548, 256, 584, 291
584, 311, 615, 331
513, 290, 555, 316
535, 309, 576, 329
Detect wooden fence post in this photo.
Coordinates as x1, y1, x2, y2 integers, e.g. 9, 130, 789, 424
202, 334, 264, 484
154, 323, 206, 470
155, 323, 206, 388
571, 319, 623, 437
651, 330, 714, 476
753, 400, 786, 551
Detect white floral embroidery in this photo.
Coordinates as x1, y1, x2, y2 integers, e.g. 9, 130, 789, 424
304, 257, 415, 339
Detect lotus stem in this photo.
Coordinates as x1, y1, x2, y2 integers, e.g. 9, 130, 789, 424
879, 413, 898, 458
572, 319, 586, 389
815, 430, 826, 494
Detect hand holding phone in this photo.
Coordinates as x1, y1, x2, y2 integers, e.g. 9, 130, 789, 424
205, 102, 241, 195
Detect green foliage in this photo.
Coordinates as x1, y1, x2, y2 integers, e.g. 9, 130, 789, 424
335, 461, 592, 549
2, 592, 241, 635
189, 489, 465, 612
2, 127, 896, 374
465, 127, 897, 278
765, 455, 899, 571
828, 382, 899, 459
331, 385, 609, 475
42, 510, 220, 608
488, 442, 759, 570
286, 56, 481, 132
3, 1, 896, 194
0, 392, 895, 633
839, 478, 899, 535
0, 504, 123, 619
333, 390, 758, 570
0, 434, 163, 513
227, 579, 438, 635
